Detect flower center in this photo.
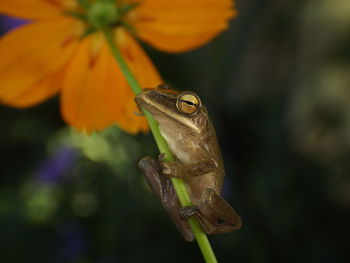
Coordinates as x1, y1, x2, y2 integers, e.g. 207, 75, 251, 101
87, 0, 119, 29
68, 0, 140, 37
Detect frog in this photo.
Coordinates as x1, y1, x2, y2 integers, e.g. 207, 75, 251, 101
135, 84, 241, 242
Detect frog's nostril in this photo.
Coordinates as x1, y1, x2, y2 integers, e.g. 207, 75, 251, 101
157, 83, 172, 90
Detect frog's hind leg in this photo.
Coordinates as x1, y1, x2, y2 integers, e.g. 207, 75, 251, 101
139, 157, 194, 242
180, 188, 242, 235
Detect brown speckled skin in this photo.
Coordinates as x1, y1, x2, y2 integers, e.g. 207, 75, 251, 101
136, 88, 241, 238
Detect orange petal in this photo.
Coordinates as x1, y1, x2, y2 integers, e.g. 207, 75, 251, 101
61, 28, 162, 133
61, 35, 129, 132
130, 0, 237, 53
4, 68, 64, 108
115, 28, 162, 134
116, 87, 149, 134
0, 0, 63, 20
0, 18, 79, 107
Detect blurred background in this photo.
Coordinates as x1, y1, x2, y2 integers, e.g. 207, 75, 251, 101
1, 0, 350, 262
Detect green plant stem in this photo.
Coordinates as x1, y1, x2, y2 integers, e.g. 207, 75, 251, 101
103, 27, 218, 263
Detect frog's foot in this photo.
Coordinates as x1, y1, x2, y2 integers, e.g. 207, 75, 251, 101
139, 156, 194, 242
139, 157, 163, 197
180, 188, 242, 235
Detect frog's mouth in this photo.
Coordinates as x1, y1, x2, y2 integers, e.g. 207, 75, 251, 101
135, 89, 177, 116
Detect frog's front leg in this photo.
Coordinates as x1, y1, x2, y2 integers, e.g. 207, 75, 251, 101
161, 157, 218, 178
180, 188, 242, 234
139, 156, 194, 242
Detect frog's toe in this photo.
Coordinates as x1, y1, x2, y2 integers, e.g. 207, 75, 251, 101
160, 162, 172, 176
139, 156, 158, 170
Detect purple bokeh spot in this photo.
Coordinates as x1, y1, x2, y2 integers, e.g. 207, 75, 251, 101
0, 15, 28, 34
37, 148, 77, 184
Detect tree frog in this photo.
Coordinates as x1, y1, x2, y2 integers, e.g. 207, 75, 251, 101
136, 84, 241, 242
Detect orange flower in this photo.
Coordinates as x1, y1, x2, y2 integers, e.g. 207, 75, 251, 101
0, 0, 237, 133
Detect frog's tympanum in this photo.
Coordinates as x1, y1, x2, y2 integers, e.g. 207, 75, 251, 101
136, 84, 241, 242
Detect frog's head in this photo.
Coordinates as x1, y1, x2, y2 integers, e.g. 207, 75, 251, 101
136, 84, 209, 133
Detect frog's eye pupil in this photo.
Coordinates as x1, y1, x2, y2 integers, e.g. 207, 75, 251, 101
177, 93, 201, 115
183, 100, 194, 106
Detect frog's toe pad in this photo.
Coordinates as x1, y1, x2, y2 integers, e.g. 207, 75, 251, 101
139, 157, 158, 170
160, 162, 172, 176
158, 153, 166, 162
179, 206, 199, 220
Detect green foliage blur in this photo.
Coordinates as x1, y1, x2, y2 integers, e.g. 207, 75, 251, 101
1, 0, 350, 262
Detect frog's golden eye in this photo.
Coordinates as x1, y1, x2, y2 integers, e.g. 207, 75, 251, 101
176, 93, 201, 115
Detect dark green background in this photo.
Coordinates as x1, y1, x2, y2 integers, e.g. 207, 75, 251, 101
1, 0, 350, 262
